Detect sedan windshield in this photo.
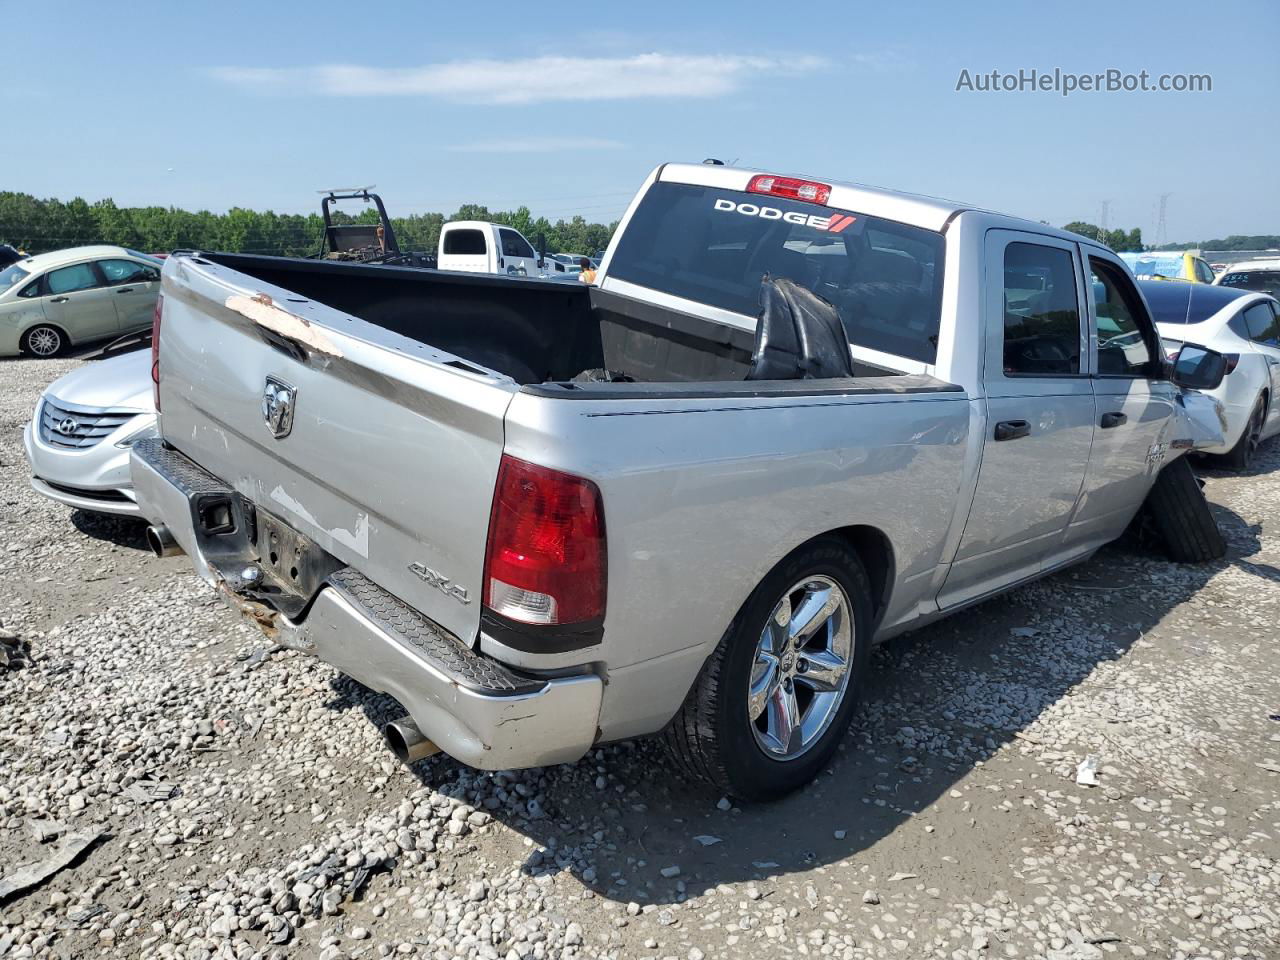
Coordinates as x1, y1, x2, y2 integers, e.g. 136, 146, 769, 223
0, 263, 30, 292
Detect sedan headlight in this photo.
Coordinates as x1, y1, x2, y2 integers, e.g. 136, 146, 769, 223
115, 418, 159, 448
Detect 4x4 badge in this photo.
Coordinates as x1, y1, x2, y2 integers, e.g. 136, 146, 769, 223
408, 562, 471, 605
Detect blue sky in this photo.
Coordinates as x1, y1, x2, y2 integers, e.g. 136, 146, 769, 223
7, 0, 1277, 242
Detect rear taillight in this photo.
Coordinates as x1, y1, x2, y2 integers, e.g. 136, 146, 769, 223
1224, 353, 1240, 375
747, 174, 832, 205
483, 455, 606, 626
150, 294, 163, 412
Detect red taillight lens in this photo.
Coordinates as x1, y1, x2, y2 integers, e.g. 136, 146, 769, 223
483, 455, 606, 625
747, 174, 831, 205
1224, 353, 1240, 375
150, 294, 164, 412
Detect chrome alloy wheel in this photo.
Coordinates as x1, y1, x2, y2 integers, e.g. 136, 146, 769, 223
748, 574, 854, 760
27, 326, 62, 357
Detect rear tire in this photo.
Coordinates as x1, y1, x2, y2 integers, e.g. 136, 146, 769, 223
22, 325, 64, 358
1220, 395, 1265, 471
1143, 456, 1226, 563
661, 536, 873, 802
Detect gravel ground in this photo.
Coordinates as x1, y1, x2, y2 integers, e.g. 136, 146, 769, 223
1, 353, 1278, 960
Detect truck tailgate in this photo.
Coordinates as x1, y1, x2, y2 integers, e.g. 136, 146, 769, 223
155, 255, 518, 644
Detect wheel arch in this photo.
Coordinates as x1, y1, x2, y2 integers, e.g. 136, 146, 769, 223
825, 524, 895, 630
21, 320, 71, 354
756, 524, 896, 631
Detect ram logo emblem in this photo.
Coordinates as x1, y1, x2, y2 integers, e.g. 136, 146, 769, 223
262, 377, 296, 439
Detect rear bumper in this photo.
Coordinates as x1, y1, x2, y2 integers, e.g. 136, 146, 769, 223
0, 327, 21, 357
129, 438, 602, 770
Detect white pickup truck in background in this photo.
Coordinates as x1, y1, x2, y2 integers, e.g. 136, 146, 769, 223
437, 220, 544, 277
133, 162, 1230, 800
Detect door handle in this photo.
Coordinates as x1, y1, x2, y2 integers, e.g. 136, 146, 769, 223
49, 296, 69, 303
1100, 412, 1128, 429
993, 419, 1031, 441
115, 287, 134, 293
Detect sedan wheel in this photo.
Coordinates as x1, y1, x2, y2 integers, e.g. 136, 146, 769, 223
1222, 397, 1265, 470
23, 325, 63, 358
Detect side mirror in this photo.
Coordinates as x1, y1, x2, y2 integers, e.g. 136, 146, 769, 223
1170, 343, 1228, 391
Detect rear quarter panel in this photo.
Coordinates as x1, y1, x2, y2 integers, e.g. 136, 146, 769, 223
0, 298, 47, 355
501, 385, 971, 740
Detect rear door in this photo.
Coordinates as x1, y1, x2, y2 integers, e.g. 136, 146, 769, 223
156, 256, 520, 644
1071, 251, 1177, 546
939, 230, 1095, 608
98, 257, 160, 333
40, 261, 119, 343
1242, 300, 1280, 436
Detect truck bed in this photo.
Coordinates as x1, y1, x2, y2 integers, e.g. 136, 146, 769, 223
201, 253, 900, 386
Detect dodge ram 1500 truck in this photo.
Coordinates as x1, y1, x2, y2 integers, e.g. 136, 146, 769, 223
132, 162, 1228, 800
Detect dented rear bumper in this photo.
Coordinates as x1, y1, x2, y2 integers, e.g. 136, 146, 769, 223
129, 438, 602, 770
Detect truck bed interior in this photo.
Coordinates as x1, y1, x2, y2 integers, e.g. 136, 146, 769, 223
204, 254, 901, 386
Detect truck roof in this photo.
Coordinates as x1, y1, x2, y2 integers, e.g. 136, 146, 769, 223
442, 221, 514, 232
656, 162, 1089, 245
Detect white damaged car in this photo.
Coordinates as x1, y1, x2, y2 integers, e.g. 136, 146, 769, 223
22, 347, 157, 516
1143, 278, 1280, 469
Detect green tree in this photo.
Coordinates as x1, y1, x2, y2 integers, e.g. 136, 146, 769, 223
1062, 222, 1143, 251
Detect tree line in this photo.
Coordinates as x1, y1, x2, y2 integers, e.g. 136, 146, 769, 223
1155, 235, 1280, 252
6, 191, 1270, 262
1062, 221, 1280, 253
1061, 222, 1144, 252
0, 192, 618, 259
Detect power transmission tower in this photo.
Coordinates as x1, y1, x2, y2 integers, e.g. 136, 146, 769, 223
1098, 200, 1110, 242
1156, 193, 1171, 248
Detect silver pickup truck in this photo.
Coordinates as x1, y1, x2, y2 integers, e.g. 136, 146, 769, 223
132, 163, 1228, 800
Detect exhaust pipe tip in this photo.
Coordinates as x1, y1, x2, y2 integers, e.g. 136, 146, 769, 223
384, 716, 440, 764
145, 524, 182, 558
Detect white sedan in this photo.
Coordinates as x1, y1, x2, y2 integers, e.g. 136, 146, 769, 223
1144, 279, 1280, 469
22, 347, 158, 515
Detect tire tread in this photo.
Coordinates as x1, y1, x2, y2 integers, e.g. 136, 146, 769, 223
1144, 457, 1226, 563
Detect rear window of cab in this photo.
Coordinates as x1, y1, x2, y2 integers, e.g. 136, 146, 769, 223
607, 182, 946, 364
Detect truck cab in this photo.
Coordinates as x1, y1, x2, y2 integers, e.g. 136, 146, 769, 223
437, 221, 543, 277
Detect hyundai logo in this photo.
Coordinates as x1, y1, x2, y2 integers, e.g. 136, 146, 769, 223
56, 417, 79, 436
262, 377, 296, 439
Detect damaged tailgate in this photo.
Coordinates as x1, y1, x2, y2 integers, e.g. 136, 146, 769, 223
153, 254, 520, 646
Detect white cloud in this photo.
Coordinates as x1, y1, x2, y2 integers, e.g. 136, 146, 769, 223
207, 52, 827, 104
446, 137, 625, 153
